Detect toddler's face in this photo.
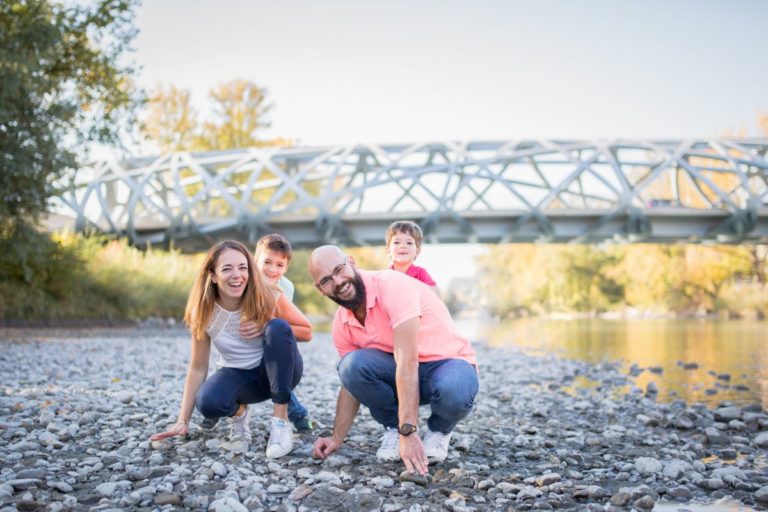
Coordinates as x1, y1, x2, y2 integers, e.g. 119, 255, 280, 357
387, 232, 420, 266
255, 250, 289, 284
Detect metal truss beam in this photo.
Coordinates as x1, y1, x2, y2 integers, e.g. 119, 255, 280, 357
52, 140, 768, 250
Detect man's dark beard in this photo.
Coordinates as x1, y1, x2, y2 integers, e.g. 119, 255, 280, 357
329, 271, 367, 311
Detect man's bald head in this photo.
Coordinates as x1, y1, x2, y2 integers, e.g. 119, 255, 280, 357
308, 245, 347, 280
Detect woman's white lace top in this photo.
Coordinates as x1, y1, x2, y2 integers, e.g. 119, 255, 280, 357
206, 303, 264, 369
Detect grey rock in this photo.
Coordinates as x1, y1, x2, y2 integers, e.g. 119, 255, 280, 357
633, 495, 656, 509
662, 460, 691, 480
516, 486, 542, 501
0, 483, 13, 499
94, 482, 118, 497
705, 427, 729, 444
755, 486, 768, 503
154, 492, 181, 506
287, 484, 313, 501
209, 496, 248, 512
114, 391, 134, 404
49, 481, 74, 493
14, 469, 47, 480
535, 473, 561, 486
714, 406, 741, 421
573, 485, 605, 499
211, 461, 227, 477
610, 491, 632, 506
754, 431, 768, 448
316, 471, 343, 486
696, 478, 725, 490
634, 457, 662, 474
371, 476, 396, 489
667, 486, 693, 499
127, 466, 150, 481
399, 471, 429, 487
7, 479, 42, 491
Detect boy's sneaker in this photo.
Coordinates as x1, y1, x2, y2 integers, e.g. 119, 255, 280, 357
291, 415, 314, 432
200, 416, 219, 430
376, 427, 401, 462
266, 417, 294, 458
228, 406, 251, 442
423, 427, 452, 463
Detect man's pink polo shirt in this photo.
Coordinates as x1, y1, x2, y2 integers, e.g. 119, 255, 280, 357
331, 269, 477, 366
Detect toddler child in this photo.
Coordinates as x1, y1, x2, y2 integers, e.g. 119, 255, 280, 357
385, 220, 436, 287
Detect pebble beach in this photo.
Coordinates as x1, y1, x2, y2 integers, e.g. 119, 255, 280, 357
1, 328, 767, 511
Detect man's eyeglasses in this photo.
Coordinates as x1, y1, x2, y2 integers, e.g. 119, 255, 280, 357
315, 258, 349, 290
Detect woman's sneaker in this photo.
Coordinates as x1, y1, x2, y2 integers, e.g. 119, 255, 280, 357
376, 427, 401, 462
423, 427, 452, 463
229, 406, 252, 442
266, 417, 294, 458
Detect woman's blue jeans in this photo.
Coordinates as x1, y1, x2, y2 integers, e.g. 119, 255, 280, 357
196, 318, 303, 419
337, 348, 479, 434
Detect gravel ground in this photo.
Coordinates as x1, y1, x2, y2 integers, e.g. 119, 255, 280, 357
1, 328, 767, 511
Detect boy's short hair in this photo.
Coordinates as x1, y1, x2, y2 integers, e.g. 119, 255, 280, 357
255, 234, 293, 262
385, 220, 424, 249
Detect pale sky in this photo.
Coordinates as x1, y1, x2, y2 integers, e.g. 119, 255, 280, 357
133, 0, 768, 147
131, 0, 768, 280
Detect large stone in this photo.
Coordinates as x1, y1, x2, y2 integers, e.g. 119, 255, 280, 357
662, 460, 691, 480
154, 492, 181, 506
536, 473, 561, 486
705, 427, 729, 445
754, 431, 768, 448
94, 482, 118, 497
209, 496, 248, 512
714, 406, 741, 422
634, 457, 662, 474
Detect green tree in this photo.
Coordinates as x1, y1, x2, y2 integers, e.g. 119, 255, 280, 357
0, 0, 140, 226
140, 84, 198, 153
199, 79, 273, 150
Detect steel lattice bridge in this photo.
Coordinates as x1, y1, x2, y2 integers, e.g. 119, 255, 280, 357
55, 139, 768, 251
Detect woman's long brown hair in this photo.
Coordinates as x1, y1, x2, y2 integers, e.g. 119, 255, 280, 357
184, 240, 276, 340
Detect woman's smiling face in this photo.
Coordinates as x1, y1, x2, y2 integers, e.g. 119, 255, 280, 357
212, 248, 250, 304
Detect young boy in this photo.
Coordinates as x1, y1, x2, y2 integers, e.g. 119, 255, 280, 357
385, 220, 436, 287
253, 234, 313, 432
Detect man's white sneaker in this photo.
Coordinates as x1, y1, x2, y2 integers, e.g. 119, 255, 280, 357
229, 405, 252, 443
376, 427, 401, 462
266, 417, 294, 458
423, 427, 452, 463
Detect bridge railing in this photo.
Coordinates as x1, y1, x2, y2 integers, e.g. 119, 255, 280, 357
52, 140, 768, 249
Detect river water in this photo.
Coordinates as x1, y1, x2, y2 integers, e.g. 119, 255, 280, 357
456, 317, 767, 408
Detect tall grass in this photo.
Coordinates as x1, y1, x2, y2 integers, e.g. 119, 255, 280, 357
0, 232, 200, 323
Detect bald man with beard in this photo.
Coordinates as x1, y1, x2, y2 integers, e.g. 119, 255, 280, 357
308, 245, 479, 476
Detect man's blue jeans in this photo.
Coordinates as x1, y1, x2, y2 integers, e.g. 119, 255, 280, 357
337, 348, 479, 434
196, 319, 303, 419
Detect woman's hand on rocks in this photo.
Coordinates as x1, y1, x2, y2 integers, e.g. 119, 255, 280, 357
150, 420, 188, 441
239, 320, 264, 339
312, 436, 341, 459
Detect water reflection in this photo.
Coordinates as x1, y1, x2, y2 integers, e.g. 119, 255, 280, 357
457, 318, 767, 408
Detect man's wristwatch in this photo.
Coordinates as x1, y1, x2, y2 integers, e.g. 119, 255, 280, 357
398, 423, 418, 436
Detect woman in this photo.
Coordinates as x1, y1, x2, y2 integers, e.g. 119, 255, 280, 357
150, 240, 312, 458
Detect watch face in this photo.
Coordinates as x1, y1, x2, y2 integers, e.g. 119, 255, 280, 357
398, 423, 417, 436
